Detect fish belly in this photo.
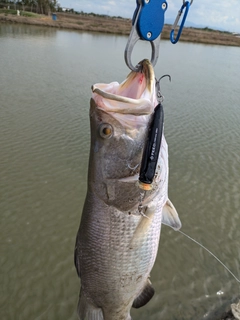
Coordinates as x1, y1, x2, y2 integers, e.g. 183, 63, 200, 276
76, 192, 163, 319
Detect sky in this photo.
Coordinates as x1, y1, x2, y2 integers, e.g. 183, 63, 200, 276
59, 0, 240, 33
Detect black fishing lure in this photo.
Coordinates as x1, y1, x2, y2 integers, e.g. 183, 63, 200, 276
139, 103, 164, 188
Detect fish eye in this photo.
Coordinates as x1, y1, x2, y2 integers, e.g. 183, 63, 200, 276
99, 123, 113, 139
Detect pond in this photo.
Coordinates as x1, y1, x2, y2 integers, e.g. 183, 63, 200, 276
0, 23, 239, 320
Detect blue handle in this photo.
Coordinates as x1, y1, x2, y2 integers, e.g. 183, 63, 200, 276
170, 1, 190, 44
136, 0, 168, 41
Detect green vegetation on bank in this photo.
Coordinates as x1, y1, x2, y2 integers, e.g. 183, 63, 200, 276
201, 26, 231, 35
0, 0, 126, 19
0, 1, 59, 15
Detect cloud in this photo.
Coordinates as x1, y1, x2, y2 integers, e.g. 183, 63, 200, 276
187, 0, 240, 31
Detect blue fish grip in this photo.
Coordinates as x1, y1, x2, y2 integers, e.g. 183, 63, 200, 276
134, 0, 168, 41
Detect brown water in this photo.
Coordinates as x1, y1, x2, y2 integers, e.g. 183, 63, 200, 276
0, 23, 239, 320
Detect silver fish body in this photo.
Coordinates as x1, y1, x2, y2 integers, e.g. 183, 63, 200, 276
74, 60, 181, 320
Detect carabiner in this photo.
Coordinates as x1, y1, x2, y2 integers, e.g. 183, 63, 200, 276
125, 0, 168, 72
170, 0, 192, 44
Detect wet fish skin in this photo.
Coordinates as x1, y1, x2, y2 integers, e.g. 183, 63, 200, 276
74, 60, 181, 320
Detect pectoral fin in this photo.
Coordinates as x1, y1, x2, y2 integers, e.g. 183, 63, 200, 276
132, 279, 155, 309
130, 203, 155, 249
162, 199, 182, 231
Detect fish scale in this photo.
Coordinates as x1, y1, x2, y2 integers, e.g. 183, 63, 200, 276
78, 195, 162, 308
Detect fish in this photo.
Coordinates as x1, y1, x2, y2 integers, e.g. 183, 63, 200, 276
74, 59, 182, 320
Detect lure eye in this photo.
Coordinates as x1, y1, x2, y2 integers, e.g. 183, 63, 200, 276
99, 123, 113, 139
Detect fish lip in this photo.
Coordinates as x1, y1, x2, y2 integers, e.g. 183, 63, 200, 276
92, 86, 142, 105
91, 59, 156, 116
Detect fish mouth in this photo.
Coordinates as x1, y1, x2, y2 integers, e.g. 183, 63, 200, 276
92, 59, 157, 117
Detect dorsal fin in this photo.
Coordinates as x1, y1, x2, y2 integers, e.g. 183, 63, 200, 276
132, 279, 155, 309
162, 199, 182, 231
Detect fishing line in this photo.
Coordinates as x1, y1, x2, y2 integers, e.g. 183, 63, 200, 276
178, 230, 240, 284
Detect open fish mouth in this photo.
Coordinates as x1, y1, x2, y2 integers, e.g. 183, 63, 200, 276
92, 59, 157, 119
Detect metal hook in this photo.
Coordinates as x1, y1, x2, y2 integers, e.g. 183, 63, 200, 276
155, 74, 171, 103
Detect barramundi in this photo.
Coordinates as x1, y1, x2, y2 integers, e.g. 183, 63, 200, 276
74, 59, 181, 320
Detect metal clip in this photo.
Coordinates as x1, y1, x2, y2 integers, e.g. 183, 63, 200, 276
170, 0, 193, 44
125, 0, 168, 72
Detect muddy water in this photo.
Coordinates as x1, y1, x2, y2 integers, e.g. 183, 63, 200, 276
0, 23, 239, 320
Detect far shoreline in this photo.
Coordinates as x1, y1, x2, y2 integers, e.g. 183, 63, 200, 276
0, 11, 240, 47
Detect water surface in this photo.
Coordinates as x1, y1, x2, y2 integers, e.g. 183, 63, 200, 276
0, 23, 239, 320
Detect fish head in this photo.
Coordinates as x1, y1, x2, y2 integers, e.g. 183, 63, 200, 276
89, 98, 147, 178
88, 60, 161, 211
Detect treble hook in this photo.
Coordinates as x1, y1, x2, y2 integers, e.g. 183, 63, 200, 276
155, 74, 171, 103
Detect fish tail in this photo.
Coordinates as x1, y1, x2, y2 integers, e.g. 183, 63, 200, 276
77, 288, 104, 320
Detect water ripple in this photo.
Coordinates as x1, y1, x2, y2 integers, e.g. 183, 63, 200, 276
1, 26, 240, 320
